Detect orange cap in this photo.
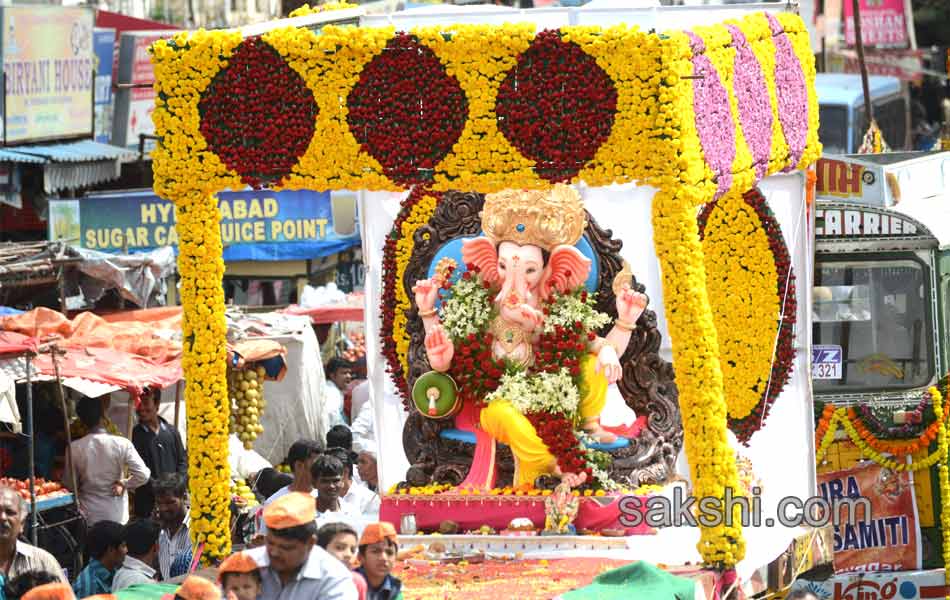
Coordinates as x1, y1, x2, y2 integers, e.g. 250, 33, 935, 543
359, 522, 398, 546
217, 551, 260, 581
263, 491, 315, 529
22, 583, 75, 600
175, 575, 221, 600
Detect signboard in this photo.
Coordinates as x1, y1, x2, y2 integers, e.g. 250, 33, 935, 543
791, 569, 949, 600
1, 6, 95, 143
813, 345, 843, 379
49, 189, 360, 261
815, 207, 925, 239
112, 31, 176, 150
843, 0, 912, 49
93, 29, 115, 144
817, 462, 921, 573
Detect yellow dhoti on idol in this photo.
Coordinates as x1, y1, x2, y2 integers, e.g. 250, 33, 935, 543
481, 354, 609, 486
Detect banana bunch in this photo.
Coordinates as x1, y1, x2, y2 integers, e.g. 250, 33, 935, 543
228, 365, 267, 450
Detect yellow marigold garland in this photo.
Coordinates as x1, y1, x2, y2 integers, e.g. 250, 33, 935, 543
177, 191, 231, 562
651, 187, 745, 568
287, 1, 356, 17
393, 193, 438, 374
697, 190, 780, 421
934, 387, 950, 597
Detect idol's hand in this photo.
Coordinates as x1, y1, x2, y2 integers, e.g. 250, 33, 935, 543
616, 284, 647, 326
413, 278, 440, 314
425, 324, 454, 372
595, 344, 622, 384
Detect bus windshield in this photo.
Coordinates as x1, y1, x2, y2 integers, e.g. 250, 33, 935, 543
813, 256, 933, 392
818, 105, 849, 155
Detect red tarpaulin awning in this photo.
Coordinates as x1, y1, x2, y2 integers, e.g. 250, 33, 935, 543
0, 331, 37, 357
95, 10, 181, 33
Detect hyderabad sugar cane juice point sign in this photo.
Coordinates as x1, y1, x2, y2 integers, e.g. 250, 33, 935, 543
53, 189, 358, 260
150, 7, 823, 566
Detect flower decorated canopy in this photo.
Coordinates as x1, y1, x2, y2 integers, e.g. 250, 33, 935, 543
150, 11, 819, 200
149, 8, 820, 570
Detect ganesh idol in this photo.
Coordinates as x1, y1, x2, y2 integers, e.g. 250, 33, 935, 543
412, 185, 647, 488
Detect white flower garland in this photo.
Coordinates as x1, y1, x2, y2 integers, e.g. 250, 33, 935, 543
486, 369, 580, 417
439, 274, 494, 341
543, 290, 611, 334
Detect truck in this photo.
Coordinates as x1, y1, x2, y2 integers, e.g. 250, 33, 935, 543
797, 150, 950, 595
816, 73, 907, 154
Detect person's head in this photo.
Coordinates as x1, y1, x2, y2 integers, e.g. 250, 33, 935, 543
3, 571, 62, 600
86, 520, 126, 570
153, 473, 187, 528
254, 468, 293, 499
173, 575, 220, 600
217, 552, 261, 600
358, 522, 398, 587
325, 358, 353, 390
357, 450, 378, 487
286, 439, 324, 489
0, 486, 25, 545
317, 522, 359, 568
785, 591, 819, 600
310, 455, 345, 504
326, 447, 355, 494
263, 493, 318, 578
124, 518, 161, 563
76, 396, 104, 429
136, 388, 161, 427
20, 583, 75, 600
326, 425, 353, 451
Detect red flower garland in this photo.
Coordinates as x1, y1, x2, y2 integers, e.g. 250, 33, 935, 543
525, 411, 593, 481
347, 33, 468, 186
496, 30, 618, 183
697, 187, 797, 444
198, 36, 317, 188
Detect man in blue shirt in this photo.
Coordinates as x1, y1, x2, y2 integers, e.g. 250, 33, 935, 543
72, 520, 126, 596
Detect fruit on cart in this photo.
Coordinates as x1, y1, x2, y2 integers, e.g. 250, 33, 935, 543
230, 478, 259, 509
341, 332, 366, 362
228, 365, 268, 450
0, 477, 68, 502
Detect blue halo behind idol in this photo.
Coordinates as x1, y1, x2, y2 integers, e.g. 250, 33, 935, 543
426, 232, 600, 308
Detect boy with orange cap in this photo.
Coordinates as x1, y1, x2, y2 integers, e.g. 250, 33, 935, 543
246, 492, 357, 599
217, 551, 261, 600
21, 583, 75, 600
355, 523, 402, 600
167, 575, 220, 600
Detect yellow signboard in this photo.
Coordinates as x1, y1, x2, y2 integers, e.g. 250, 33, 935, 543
2, 6, 94, 143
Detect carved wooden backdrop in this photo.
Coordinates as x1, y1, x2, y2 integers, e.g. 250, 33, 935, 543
400, 191, 682, 488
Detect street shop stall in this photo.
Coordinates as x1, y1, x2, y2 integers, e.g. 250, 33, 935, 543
147, 1, 830, 597
791, 151, 950, 595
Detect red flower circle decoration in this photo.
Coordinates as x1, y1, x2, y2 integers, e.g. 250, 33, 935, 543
198, 36, 318, 189
346, 34, 468, 186
496, 30, 618, 183
697, 187, 797, 444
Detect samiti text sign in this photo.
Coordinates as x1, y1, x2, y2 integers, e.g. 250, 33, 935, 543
1, 6, 94, 143
72, 189, 359, 261
818, 461, 920, 573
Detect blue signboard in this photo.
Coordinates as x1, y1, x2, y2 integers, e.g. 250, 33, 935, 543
59, 189, 360, 261
93, 28, 115, 144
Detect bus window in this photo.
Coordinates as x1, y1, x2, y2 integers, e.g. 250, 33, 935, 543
818, 105, 849, 155
813, 257, 933, 392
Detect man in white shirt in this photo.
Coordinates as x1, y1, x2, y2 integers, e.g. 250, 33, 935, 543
67, 396, 150, 525
263, 439, 324, 506
112, 519, 160, 591
311, 455, 362, 533
324, 358, 352, 429
326, 449, 379, 519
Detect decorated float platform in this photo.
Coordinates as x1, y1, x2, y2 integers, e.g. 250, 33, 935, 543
149, 0, 830, 597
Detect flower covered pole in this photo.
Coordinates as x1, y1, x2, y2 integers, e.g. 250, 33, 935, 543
177, 191, 232, 562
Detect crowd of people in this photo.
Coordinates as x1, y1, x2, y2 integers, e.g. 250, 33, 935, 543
0, 354, 388, 599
